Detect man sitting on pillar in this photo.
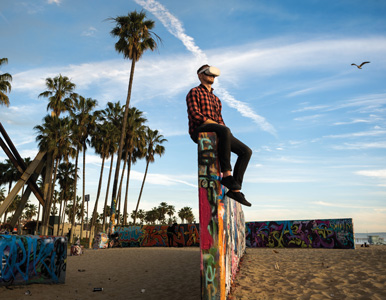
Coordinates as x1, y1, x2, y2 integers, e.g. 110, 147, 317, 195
186, 64, 252, 207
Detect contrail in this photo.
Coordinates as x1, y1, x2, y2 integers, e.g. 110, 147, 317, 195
134, 0, 277, 136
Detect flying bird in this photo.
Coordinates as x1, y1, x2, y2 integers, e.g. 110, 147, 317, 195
351, 61, 370, 69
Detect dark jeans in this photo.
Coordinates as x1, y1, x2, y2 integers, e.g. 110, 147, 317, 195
192, 123, 252, 187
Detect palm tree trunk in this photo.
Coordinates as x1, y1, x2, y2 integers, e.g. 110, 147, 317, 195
60, 199, 67, 236
108, 59, 136, 235
88, 155, 105, 248
70, 147, 80, 243
49, 157, 60, 233
56, 191, 63, 236
41, 152, 54, 235
116, 147, 130, 225
123, 154, 132, 225
57, 173, 68, 236
133, 160, 149, 225
35, 204, 40, 235
80, 143, 86, 240
102, 154, 114, 231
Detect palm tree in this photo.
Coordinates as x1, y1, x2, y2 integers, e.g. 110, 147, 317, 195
157, 202, 169, 225
143, 208, 158, 225
34, 115, 73, 234
107, 10, 161, 234
88, 120, 116, 247
186, 212, 196, 224
38, 74, 77, 117
0, 187, 5, 203
0, 187, 6, 223
66, 195, 84, 231
56, 162, 77, 235
98, 102, 122, 230
51, 190, 60, 215
37, 74, 77, 235
1, 159, 19, 194
0, 161, 7, 184
69, 95, 98, 240
166, 205, 175, 225
119, 107, 147, 225
5, 194, 22, 221
178, 207, 195, 224
132, 128, 167, 225
0, 58, 12, 107
23, 203, 37, 221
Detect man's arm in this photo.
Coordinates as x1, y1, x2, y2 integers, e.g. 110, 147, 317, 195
186, 89, 208, 124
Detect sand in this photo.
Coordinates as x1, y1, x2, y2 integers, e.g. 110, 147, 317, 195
0, 247, 201, 300
230, 246, 386, 300
1, 246, 385, 300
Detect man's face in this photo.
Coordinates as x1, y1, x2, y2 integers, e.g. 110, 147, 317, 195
199, 73, 215, 85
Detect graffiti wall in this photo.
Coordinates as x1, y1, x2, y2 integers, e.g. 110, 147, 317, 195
0, 235, 67, 286
112, 224, 200, 248
93, 232, 109, 249
246, 218, 355, 249
198, 132, 246, 300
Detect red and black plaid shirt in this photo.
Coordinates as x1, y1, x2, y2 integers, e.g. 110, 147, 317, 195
186, 84, 225, 137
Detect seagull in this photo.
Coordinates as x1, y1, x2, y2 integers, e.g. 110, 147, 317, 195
351, 61, 370, 69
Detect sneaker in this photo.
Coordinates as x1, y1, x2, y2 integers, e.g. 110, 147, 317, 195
226, 191, 252, 207
221, 176, 241, 190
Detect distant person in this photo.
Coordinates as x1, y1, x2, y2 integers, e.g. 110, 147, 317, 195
167, 223, 177, 247
186, 64, 252, 206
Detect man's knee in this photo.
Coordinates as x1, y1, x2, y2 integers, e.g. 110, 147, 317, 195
244, 146, 252, 159
217, 125, 232, 140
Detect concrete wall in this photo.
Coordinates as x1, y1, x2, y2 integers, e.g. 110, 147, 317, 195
0, 235, 67, 286
101, 218, 354, 250
112, 224, 200, 247
246, 218, 355, 249
198, 132, 246, 300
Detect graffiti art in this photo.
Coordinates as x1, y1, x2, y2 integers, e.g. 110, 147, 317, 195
245, 218, 355, 249
0, 235, 67, 286
112, 224, 200, 248
198, 132, 246, 299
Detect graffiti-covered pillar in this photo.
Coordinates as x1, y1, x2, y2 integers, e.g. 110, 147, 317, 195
198, 132, 246, 300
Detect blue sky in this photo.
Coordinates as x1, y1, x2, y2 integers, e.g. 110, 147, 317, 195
1, 0, 385, 232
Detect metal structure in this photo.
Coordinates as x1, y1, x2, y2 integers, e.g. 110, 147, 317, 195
0, 122, 45, 228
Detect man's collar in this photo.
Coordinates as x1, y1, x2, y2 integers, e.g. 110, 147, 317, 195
199, 83, 213, 93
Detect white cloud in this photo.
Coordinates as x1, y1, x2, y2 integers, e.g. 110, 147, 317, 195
81, 26, 97, 37
135, 0, 277, 136
215, 86, 277, 136
328, 93, 386, 113
292, 105, 329, 113
325, 129, 386, 139
134, 0, 206, 61
355, 169, 386, 179
209, 37, 386, 79
130, 170, 196, 188
294, 114, 322, 122
246, 177, 317, 183
332, 141, 386, 150
47, 0, 61, 5
314, 201, 384, 210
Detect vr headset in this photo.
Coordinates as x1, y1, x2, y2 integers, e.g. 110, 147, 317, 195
198, 66, 221, 77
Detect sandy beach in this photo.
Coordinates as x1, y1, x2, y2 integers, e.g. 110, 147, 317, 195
231, 246, 386, 300
1, 246, 385, 300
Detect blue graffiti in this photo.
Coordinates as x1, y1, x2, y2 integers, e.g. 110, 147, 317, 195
0, 235, 67, 286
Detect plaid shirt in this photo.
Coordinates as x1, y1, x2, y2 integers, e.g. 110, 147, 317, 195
186, 84, 225, 137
